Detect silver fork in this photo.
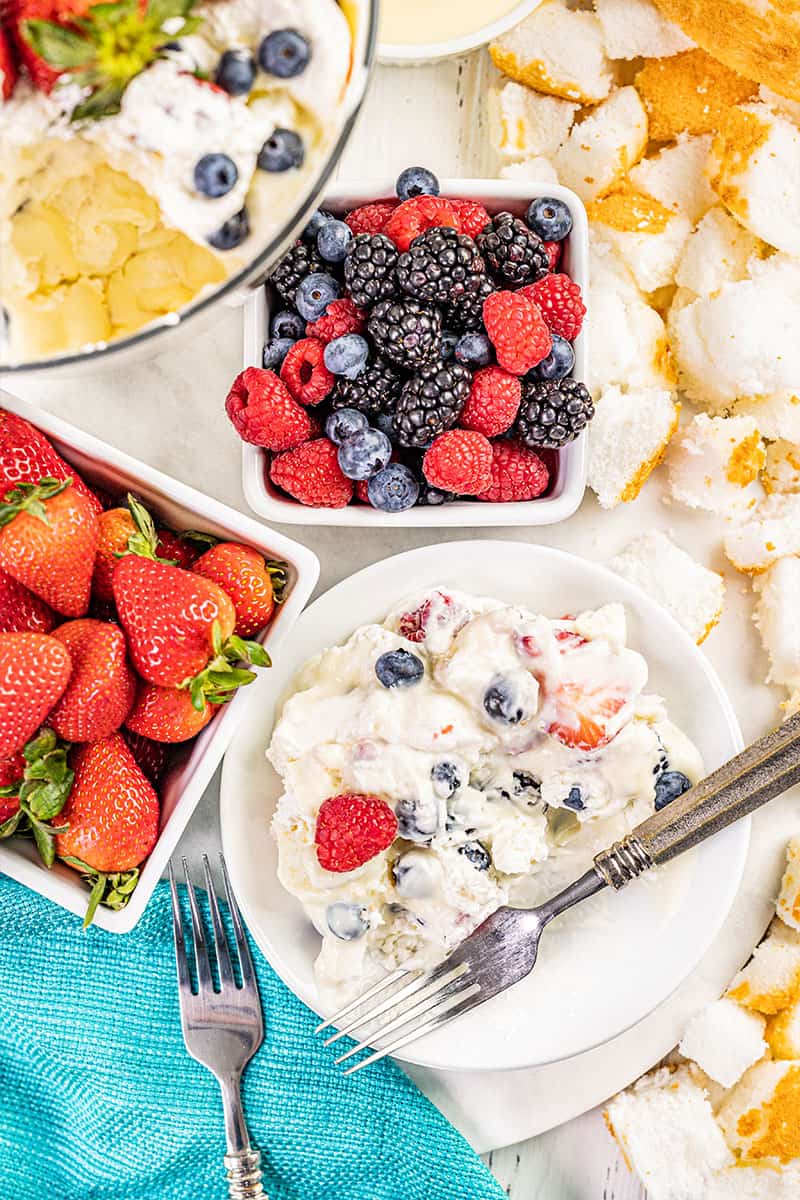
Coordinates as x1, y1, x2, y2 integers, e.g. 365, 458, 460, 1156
169, 854, 267, 1200
318, 710, 800, 1074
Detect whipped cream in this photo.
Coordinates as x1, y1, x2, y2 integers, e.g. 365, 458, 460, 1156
269, 587, 703, 1008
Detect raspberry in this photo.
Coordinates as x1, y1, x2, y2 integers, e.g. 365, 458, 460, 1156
450, 198, 491, 239
384, 195, 458, 252
397, 591, 465, 643
224, 367, 315, 451
345, 201, 398, 237
520, 274, 586, 341
423, 429, 492, 495
477, 441, 550, 503
306, 297, 367, 343
483, 290, 552, 375
280, 337, 334, 405
355, 478, 370, 503
543, 241, 561, 271
460, 366, 521, 437
314, 792, 398, 872
270, 438, 354, 508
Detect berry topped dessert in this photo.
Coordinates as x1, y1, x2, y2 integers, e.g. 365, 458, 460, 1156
268, 586, 702, 1005
225, 169, 590, 512
0, 0, 356, 363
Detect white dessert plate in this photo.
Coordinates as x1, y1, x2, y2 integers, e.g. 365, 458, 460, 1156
219, 540, 746, 1072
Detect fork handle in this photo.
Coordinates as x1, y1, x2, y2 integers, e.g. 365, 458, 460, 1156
224, 1149, 265, 1200
594, 711, 800, 888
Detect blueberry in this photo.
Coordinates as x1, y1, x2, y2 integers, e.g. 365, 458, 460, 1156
368, 463, 419, 511
259, 29, 311, 77
338, 427, 392, 480
654, 770, 692, 811
440, 329, 459, 360
262, 336, 294, 369
459, 841, 491, 871
324, 333, 369, 378
396, 166, 440, 200
431, 761, 460, 798
375, 648, 424, 688
294, 272, 340, 321
326, 902, 368, 941
532, 333, 574, 381
207, 208, 250, 250
194, 153, 238, 198
395, 796, 439, 842
372, 412, 397, 440
303, 209, 334, 240
483, 677, 524, 724
563, 786, 585, 812
392, 849, 437, 898
513, 770, 541, 796
455, 332, 492, 368
271, 309, 305, 340
215, 48, 256, 95
325, 407, 368, 445
257, 128, 304, 172
316, 218, 352, 263
526, 196, 573, 242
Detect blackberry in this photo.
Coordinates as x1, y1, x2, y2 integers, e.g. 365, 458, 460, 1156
330, 356, 404, 416
393, 361, 471, 448
515, 379, 595, 449
396, 226, 486, 305
368, 297, 441, 369
441, 274, 495, 332
270, 240, 324, 303
478, 211, 549, 287
344, 233, 399, 308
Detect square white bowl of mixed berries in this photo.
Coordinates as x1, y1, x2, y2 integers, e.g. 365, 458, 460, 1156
230, 173, 590, 526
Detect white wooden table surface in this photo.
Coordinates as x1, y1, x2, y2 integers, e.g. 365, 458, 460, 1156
339, 54, 643, 1198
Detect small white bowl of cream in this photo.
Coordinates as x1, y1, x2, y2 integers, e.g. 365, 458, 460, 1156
378, 0, 539, 63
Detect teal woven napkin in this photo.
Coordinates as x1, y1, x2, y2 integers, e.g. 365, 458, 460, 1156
0, 877, 506, 1200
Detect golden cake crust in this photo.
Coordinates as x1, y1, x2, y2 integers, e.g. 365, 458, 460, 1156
635, 49, 757, 142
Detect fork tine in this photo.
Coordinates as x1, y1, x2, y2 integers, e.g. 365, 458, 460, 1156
323, 959, 459, 1048
342, 983, 483, 1076
182, 857, 213, 993
219, 853, 256, 989
315, 968, 408, 1035
168, 861, 191, 994
201, 854, 234, 990
333, 965, 471, 1065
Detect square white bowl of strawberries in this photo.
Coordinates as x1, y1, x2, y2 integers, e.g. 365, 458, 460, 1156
0, 392, 318, 932
231, 174, 590, 526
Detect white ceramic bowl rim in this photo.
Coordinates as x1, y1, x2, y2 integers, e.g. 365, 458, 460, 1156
220, 540, 748, 1072
378, 0, 540, 62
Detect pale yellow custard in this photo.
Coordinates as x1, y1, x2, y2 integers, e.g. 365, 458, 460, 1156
379, 0, 523, 46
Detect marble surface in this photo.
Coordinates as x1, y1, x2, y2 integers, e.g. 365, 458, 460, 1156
4, 53, 798, 1200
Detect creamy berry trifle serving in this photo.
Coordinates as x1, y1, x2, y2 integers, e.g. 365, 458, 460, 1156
225, 167, 591, 512
269, 586, 702, 1006
0, 0, 356, 363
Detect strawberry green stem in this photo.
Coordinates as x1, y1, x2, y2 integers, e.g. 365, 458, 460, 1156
181, 620, 271, 712
0, 478, 70, 527
61, 857, 140, 928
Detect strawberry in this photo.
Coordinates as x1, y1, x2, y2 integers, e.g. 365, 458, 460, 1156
124, 729, 171, 785
0, 479, 99, 616
0, 409, 101, 512
544, 642, 634, 751
49, 619, 136, 742
0, 26, 19, 98
0, 632, 72, 758
113, 556, 269, 708
192, 542, 279, 638
125, 683, 215, 743
0, 728, 74, 862
93, 495, 197, 601
57, 732, 159, 924
314, 793, 398, 872
155, 528, 212, 571
0, 566, 55, 633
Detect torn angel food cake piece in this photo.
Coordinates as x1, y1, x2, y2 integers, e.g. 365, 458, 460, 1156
666, 414, 765, 516
0, 0, 354, 363
610, 531, 724, 645
606, 837, 800, 1199
268, 587, 702, 1007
